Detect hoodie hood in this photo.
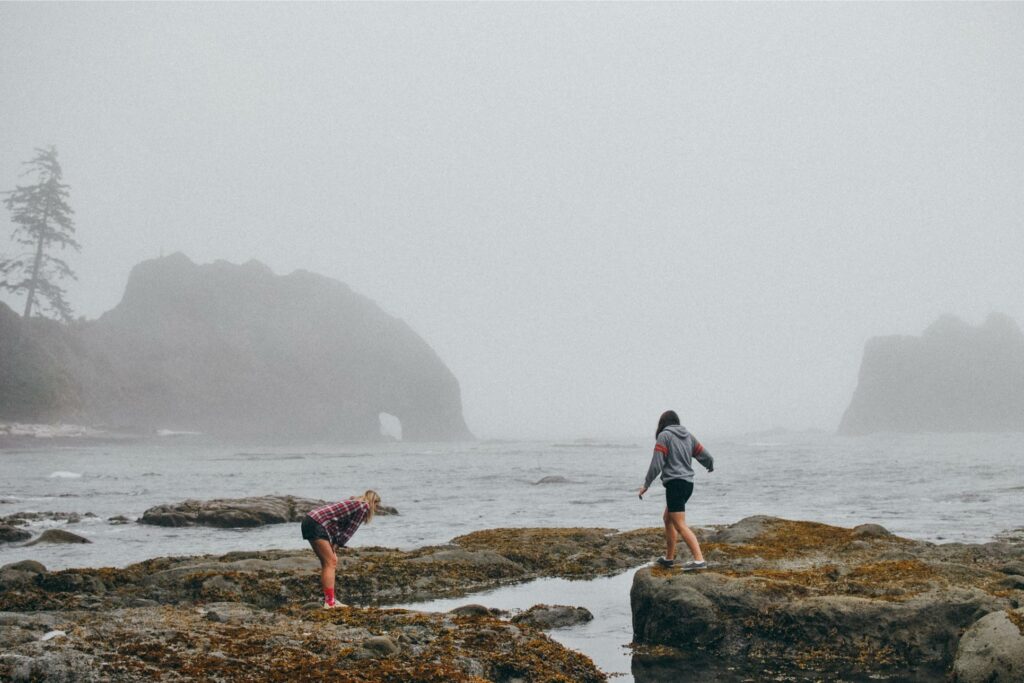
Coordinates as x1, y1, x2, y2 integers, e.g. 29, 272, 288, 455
662, 424, 690, 439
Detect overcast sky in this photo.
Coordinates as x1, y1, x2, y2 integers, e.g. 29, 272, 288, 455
2, 3, 1022, 440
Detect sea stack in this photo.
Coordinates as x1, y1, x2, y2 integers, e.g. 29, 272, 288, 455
839, 314, 1024, 435
0, 254, 473, 441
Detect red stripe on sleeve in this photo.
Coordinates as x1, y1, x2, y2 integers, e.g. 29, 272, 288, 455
694, 442, 704, 456
654, 444, 668, 455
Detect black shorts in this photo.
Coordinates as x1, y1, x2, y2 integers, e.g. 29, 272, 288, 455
301, 515, 330, 542
665, 479, 694, 513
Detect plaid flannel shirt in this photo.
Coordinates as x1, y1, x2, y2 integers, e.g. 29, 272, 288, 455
307, 499, 369, 547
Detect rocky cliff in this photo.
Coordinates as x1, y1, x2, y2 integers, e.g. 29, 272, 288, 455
0, 304, 83, 422
0, 254, 472, 441
839, 314, 1024, 435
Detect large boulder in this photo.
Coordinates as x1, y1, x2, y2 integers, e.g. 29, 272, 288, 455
25, 530, 90, 546
512, 604, 594, 630
139, 495, 328, 528
631, 516, 1020, 679
0, 526, 31, 544
953, 608, 1024, 682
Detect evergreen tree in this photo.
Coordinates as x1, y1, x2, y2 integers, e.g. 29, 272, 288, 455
1, 146, 80, 321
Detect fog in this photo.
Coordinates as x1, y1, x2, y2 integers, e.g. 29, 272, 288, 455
2, 3, 1023, 440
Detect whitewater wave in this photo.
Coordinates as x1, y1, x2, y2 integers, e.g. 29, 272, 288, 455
48, 471, 83, 479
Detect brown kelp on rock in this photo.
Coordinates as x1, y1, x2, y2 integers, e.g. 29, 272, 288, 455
0, 603, 604, 682
631, 516, 1024, 681
0, 527, 661, 681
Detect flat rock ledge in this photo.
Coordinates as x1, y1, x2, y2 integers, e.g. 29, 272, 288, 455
138, 495, 397, 528
631, 516, 1024, 681
0, 603, 602, 682
0, 527, 660, 682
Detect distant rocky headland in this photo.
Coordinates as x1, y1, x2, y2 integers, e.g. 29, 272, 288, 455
840, 313, 1024, 435
0, 254, 472, 441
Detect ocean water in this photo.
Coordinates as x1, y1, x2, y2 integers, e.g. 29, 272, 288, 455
2, 431, 1022, 680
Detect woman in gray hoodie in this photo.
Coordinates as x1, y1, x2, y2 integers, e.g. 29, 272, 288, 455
638, 410, 714, 570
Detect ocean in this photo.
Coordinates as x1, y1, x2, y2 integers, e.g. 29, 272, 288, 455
2, 431, 1022, 680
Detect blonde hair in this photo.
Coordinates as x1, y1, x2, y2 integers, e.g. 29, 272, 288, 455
357, 490, 381, 524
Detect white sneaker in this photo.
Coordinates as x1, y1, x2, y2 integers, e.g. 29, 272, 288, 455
323, 601, 347, 609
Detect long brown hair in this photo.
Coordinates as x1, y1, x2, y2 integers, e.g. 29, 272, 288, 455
656, 410, 680, 438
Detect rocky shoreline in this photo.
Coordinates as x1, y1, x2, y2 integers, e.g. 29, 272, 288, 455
0, 496, 402, 547
631, 516, 1024, 682
1, 527, 661, 681
2, 518, 1022, 681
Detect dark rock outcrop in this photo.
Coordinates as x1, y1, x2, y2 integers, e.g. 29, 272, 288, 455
138, 495, 397, 528
1, 512, 95, 526
448, 604, 502, 618
25, 529, 91, 546
533, 476, 573, 485
631, 516, 1024, 680
0, 526, 32, 544
512, 604, 594, 630
139, 495, 328, 528
0, 254, 473, 441
840, 314, 1024, 434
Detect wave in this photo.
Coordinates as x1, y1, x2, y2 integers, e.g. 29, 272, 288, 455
48, 471, 83, 479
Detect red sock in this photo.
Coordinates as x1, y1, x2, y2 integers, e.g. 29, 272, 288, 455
324, 588, 335, 606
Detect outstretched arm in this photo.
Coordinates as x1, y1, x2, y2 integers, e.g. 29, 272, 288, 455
640, 442, 667, 495
693, 441, 714, 472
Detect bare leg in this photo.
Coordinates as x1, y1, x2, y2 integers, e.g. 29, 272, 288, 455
663, 507, 677, 560
309, 539, 337, 597
667, 511, 704, 562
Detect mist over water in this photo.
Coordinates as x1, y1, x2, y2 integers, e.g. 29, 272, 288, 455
2, 5, 1024, 680
3, 3, 1024, 439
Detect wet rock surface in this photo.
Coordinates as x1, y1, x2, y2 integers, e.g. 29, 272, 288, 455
512, 604, 594, 630
532, 476, 573, 485
0, 526, 32, 544
139, 495, 329, 528
1, 511, 97, 526
0, 527, 661, 612
25, 530, 91, 546
631, 516, 1024, 681
0, 527, 657, 681
0, 604, 603, 682
139, 495, 397, 528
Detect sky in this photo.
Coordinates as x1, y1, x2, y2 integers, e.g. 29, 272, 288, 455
1, 3, 1023, 440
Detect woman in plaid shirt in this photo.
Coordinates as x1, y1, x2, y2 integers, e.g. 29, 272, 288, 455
301, 490, 381, 608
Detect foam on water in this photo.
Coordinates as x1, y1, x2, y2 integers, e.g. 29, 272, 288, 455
47, 471, 82, 479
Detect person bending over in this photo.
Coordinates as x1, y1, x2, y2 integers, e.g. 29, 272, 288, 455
638, 411, 714, 570
300, 490, 381, 608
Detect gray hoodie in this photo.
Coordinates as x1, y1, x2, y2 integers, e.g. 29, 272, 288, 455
643, 424, 714, 488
